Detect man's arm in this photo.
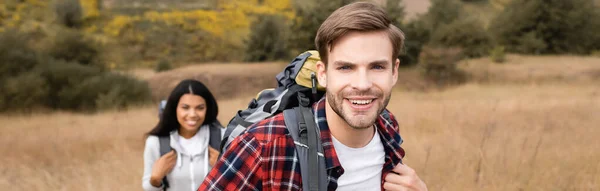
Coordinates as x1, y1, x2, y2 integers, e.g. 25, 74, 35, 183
199, 134, 263, 191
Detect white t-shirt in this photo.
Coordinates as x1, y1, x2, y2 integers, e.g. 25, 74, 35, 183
332, 129, 385, 191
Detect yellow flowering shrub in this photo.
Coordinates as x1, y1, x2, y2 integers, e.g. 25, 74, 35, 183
0, 0, 48, 30
79, 0, 100, 19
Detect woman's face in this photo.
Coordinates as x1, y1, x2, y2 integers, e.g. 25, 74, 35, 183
176, 94, 207, 134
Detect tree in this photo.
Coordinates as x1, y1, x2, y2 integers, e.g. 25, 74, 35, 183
490, 0, 600, 54
245, 14, 289, 61
287, 0, 356, 54
385, 0, 405, 29
400, 0, 464, 65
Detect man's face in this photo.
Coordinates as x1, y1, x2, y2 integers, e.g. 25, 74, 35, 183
316, 31, 399, 129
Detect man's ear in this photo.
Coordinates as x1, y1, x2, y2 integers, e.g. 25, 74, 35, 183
392, 58, 400, 86
316, 60, 327, 88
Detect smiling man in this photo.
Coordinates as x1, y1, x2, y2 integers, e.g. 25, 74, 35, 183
199, 2, 427, 191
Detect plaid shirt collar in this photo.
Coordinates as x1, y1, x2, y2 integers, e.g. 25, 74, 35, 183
313, 97, 405, 175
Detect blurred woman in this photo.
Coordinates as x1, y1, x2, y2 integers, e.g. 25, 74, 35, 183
143, 79, 223, 191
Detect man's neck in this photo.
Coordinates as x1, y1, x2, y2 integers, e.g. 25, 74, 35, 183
325, 99, 375, 148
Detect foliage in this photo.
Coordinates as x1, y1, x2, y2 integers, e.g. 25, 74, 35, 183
401, 0, 463, 66
429, 18, 492, 58
489, 46, 506, 63
154, 59, 172, 72
0, 28, 151, 112
288, 0, 357, 54
245, 14, 289, 61
418, 46, 467, 86
54, 0, 83, 28
489, 0, 600, 54
1, 70, 50, 112
400, 19, 429, 66
46, 29, 106, 69
58, 72, 151, 111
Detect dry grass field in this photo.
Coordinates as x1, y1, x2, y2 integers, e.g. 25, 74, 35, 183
2, 54, 599, 190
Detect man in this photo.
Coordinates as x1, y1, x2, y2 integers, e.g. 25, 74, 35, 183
199, 2, 427, 191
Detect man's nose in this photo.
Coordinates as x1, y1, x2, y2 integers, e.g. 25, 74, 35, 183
351, 68, 373, 90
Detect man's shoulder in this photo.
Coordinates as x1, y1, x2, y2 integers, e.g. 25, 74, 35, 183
242, 113, 291, 143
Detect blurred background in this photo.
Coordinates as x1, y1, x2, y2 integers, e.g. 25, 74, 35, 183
1, 0, 599, 190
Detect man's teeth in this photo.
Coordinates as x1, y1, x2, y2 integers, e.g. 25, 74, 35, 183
350, 99, 372, 105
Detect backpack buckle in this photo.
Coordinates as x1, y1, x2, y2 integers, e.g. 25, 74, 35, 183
311, 72, 317, 98
297, 93, 310, 107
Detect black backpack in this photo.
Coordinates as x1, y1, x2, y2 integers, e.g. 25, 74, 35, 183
220, 50, 328, 191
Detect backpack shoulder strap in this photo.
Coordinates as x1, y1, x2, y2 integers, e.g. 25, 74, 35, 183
283, 107, 327, 191
158, 136, 171, 190
158, 136, 171, 157
209, 122, 223, 149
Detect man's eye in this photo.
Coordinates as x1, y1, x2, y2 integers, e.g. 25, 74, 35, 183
337, 65, 351, 70
373, 65, 385, 70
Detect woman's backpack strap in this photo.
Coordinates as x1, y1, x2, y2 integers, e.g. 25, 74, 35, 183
158, 136, 171, 190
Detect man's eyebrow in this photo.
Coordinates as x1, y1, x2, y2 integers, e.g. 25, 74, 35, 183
369, 60, 390, 66
332, 60, 356, 66
332, 60, 390, 66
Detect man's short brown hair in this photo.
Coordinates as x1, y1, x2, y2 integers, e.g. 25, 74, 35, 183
315, 2, 405, 64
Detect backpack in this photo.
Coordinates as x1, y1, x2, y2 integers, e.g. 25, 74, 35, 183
157, 101, 223, 190
220, 50, 327, 191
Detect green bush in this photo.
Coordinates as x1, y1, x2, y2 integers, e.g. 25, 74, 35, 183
0, 29, 41, 79
120, 20, 242, 63
47, 29, 106, 69
0, 18, 151, 113
489, 46, 506, 63
418, 46, 467, 86
399, 0, 463, 66
245, 14, 289, 62
490, 0, 600, 54
154, 59, 172, 72
0, 94, 4, 110
385, 0, 406, 30
430, 18, 492, 58
58, 72, 151, 111
288, 0, 358, 54
1, 71, 50, 112
35, 59, 102, 109
54, 0, 83, 28
592, 50, 600, 57
513, 32, 547, 54
0, 30, 46, 111
423, 0, 463, 30
400, 19, 429, 66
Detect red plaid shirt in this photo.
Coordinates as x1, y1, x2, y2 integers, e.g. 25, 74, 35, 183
199, 98, 405, 191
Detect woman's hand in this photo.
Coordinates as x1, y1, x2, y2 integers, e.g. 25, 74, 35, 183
208, 146, 220, 166
150, 150, 177, 187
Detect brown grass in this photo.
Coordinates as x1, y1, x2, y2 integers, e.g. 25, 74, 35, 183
3, 84, 598, 190
462, 54, 600, 84
392, 84, 600, 190
2, 55, 600, 190
0, 96, 257, 190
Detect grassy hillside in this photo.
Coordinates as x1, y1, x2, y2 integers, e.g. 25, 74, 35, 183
2, 83, 598, 190
3, 55, 600, 190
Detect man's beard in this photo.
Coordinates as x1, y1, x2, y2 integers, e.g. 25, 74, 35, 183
326, 88, 391, 129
